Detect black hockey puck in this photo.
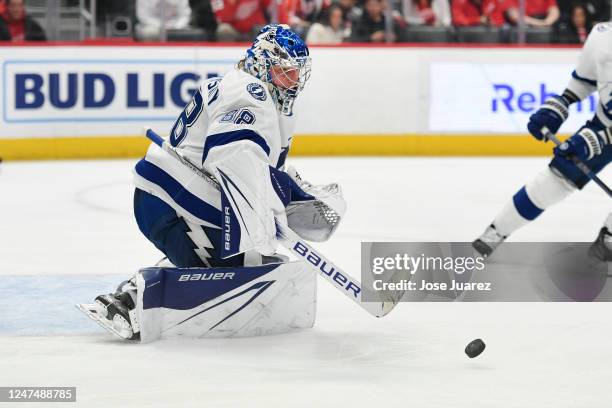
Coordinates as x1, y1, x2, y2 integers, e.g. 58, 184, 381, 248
465, 339, 486, 358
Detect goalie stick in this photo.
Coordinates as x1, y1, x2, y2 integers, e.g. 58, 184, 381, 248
143, 128, 398, 318
543, 127, 612, 199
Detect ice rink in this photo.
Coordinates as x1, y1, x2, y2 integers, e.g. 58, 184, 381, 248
1, 156, 611, 407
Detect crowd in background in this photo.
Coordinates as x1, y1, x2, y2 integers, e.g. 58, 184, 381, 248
0, 0, 608, 43
127, 0, 611, 43
0, 0, 46, 40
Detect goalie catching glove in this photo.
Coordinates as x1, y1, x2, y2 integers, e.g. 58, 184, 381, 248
284, 165, 347, 242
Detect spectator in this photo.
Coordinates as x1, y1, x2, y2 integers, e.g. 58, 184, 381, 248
299, 0, 330, 23
190, 0, 218, 38
403, 0, 451, 26
0, 22, 7, 41
276, 0, 308, 33
564, 2, 592, 42
337, 0, 362, 32
451, 0, 516, 26
276, 0, 330, 33
350, 0, 399, 42
559, 0, 609, 22
136, 0, 192, 40
509, 0, 560, 26
212, 0, 269, 41
584, 0, 610, 22
0, 0, 7, 41
0, 0, 46, 41
306, 4, 345, 43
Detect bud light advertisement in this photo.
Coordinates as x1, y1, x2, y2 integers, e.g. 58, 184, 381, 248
0, 46, 241, 138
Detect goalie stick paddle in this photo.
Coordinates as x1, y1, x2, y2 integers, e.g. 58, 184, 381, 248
543, 128, 612, 199
143, 128, 397, 318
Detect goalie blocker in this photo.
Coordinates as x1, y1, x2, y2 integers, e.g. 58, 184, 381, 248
78, 261, 316, 342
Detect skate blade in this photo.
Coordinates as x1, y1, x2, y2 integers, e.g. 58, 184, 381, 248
75, 303, 134, 341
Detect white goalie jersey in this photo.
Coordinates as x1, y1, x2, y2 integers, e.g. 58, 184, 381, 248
566, 22, 612, 127
134, 67, 345, 259
134, 68, 297, 256
168, 68, 296, 171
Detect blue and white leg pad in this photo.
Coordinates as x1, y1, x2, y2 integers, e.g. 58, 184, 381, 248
134, 261, 316, 342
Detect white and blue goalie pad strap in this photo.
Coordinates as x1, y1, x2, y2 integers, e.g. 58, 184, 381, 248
135, 262, 316, 342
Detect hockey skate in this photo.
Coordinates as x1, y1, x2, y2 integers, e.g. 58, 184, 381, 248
77, 281, 140, 341
472, 224, 506, 258
588, 227, 612, 262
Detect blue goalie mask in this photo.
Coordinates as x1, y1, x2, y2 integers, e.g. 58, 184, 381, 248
242, 24, 312, 115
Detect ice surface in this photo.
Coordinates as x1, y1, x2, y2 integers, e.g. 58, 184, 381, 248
1, 157, 610, 407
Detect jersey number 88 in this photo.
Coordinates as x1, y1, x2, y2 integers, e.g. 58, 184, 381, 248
170, 79, 221, 147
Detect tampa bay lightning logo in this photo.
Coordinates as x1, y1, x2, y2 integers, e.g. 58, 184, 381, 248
247, 83, 267, 101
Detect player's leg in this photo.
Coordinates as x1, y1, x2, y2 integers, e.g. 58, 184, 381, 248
133, 188, 276, 266
473, 146, 612, 256
589, 212, 612, 261
81, 188, 288, 339
79, 260, 316, 341
134, 188, 221, 268
472, 167, 576, 256
79, 189, 241, 340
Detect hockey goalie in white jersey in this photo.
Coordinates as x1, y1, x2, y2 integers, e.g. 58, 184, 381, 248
473, 22, 612, 259
78, 25, 347, 341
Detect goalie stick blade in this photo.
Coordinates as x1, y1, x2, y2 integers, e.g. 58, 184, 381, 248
276, 222, 396, 318
357, 300, 398, 318
365, 294, 399, 318
339, 291, 396, 318
379, 300, 398, 317
75, 303, 137, 341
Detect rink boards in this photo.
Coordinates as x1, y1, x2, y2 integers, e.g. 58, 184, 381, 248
0, 43, 584, 159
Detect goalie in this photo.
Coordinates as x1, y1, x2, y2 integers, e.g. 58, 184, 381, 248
79, 25, 346, 341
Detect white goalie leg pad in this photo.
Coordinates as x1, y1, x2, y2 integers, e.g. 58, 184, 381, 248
135, 261, 316, 343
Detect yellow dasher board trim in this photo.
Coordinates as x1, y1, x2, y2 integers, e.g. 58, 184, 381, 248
0, 134, 566, 160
